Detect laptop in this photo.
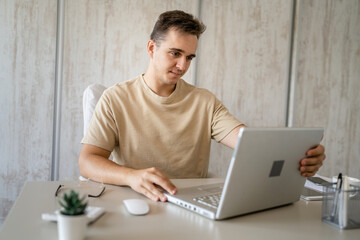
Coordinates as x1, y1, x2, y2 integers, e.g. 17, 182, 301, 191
165, 127, 324, 220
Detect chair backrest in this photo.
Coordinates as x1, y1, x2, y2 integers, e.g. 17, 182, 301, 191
83, 83, 107, 136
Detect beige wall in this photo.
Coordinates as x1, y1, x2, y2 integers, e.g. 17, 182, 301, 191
0, 0, 57, 225
1, 0, 359, 226
198, 0, 293, 176
293, 0, 360, 178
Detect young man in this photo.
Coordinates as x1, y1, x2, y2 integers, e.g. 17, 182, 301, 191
79, 10, 325, 202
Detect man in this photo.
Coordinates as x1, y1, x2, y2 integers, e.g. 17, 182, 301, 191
79, 10, 325, 202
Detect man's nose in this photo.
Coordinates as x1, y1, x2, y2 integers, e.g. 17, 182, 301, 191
176, 57, 187, 71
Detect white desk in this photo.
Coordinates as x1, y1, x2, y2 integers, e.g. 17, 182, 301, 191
1, 179, 359, 240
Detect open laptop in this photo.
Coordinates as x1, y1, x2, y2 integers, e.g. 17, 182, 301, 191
165, 127, 324, 220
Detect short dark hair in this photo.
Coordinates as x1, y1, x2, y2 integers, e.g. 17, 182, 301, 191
150, 10, 206, 45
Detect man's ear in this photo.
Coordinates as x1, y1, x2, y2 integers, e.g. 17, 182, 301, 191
147, 40, 156, 58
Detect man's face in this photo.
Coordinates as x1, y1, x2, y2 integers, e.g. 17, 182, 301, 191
149, 29, 198, 86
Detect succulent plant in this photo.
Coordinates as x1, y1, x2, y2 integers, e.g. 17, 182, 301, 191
59, 190, 88, 216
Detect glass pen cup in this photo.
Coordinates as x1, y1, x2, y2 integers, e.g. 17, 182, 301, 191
322, 185, 360, 229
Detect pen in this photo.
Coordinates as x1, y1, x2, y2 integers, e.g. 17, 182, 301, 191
330, 173, 342, 221
337, 173, 343, 190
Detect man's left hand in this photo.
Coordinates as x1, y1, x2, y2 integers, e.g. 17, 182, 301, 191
299, 144, 326, 177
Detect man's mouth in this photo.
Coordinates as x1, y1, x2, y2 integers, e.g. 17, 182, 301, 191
169, 71, 182, 77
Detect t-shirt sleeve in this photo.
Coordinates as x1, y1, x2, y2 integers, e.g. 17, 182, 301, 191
211, 98, 243, 142
81, 91, 118, 152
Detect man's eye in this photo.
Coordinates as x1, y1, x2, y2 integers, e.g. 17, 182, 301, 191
186, 56, 194, 61
170, 52, 180, 57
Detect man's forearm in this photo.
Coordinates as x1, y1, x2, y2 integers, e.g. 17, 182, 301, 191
78, 144, 177, 201
79, 144, 132, 186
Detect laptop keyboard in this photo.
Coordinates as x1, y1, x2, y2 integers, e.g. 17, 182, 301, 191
193, 193, 221, 209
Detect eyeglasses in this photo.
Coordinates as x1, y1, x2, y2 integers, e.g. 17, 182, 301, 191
55, 184, 106, 198
55, 184, 63, 197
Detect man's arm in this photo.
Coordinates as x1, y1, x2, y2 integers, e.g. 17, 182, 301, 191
220, 125, 326, 177
220, 125, 244, 149
79, 144, 177, 202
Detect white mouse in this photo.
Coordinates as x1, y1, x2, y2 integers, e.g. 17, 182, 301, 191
123, 199, 150, 215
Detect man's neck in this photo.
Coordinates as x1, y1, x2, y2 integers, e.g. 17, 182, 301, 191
143, 72, 176, 97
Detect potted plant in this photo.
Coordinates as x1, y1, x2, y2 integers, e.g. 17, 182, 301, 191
57, 190, 88, 240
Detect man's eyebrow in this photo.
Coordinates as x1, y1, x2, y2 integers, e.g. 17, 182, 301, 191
169, 48, 196, 58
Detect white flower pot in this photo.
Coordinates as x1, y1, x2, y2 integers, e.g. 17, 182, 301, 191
57, 213, 88, 240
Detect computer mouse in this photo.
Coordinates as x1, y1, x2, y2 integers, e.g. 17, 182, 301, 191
123, 199, 150, 215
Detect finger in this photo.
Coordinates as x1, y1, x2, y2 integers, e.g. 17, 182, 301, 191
142, 182, 168, 202
134, 178, 165, 201
300, 164, 321, 175
134, 171, 167, 201
138, 185, 161, 202
299, 156, 324, 177
147, 168, 177, 195
136, 169, 176, 201
307, 144, 325, 157
300, 167, 319, 178
127, 169, 163, 201
149, 174, 177, 197
301, 154, 325, 167
302, 172, 317, 178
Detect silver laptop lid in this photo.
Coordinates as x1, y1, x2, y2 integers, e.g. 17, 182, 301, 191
216, 127, 324, 219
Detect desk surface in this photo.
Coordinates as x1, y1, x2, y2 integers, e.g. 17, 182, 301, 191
1, 178, 359, 240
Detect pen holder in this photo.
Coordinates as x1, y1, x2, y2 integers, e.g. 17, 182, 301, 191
322, 185, 360, 229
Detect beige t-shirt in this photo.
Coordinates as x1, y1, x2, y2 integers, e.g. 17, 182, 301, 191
82, 75, 242, 178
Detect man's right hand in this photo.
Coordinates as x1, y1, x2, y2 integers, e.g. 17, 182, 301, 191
125, 167, 177, 202
79, 144, 177, 202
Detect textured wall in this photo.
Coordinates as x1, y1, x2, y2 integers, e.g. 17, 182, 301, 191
198, 0, 293, 176
58, 0, 200, 180
0, 0, 57, 225
293, 0, 360, 178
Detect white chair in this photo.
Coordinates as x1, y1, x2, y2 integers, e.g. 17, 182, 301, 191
80, 83, 107, 182
83, 83, 107, 136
